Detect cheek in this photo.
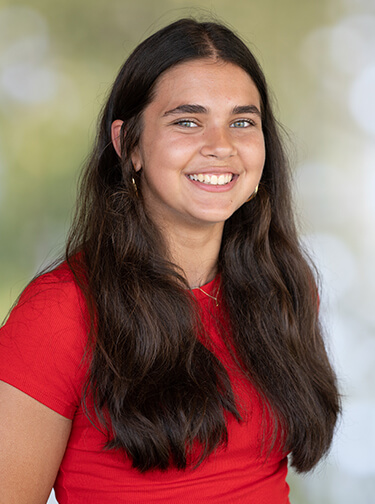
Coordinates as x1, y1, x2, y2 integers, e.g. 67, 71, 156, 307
243, 142, 265, 170
255, 137, 266, 169
259, 147, 266, 169
150, 140, 195, 174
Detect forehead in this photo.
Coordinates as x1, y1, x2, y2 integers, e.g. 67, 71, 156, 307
149, 58, 261, 111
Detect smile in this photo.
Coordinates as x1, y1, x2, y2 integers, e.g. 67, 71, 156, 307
187, 173, 234, 186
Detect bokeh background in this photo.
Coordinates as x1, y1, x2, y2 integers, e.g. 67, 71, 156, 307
1, 0, 374, 502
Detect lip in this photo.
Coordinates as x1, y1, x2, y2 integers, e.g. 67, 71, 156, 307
185, 173, 238, 192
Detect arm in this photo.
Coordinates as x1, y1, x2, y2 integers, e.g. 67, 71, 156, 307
0, 381, 72, 504
0, 267, 89, 502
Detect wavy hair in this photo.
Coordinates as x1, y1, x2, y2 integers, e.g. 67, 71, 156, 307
66, 18, 340, 473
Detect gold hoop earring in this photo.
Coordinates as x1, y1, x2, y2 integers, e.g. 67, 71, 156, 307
131, 177, 139, 197
245, 184, 258, 203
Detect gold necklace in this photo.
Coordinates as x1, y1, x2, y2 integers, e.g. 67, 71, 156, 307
197, 282, 221, 307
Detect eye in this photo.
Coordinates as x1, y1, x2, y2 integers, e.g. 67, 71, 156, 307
175, 119, 198, 128
230, 119, 255, 128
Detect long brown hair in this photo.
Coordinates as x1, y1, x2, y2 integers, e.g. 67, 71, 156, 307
66, 18, 340, 473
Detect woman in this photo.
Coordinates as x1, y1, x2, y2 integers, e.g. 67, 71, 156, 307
0, 18, 340, 503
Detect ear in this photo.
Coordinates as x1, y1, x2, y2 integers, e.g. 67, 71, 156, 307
111, 120, 124, 158
130, 146, 142, 172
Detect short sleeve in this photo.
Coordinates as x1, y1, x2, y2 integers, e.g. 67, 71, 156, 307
0, 264, 90, 419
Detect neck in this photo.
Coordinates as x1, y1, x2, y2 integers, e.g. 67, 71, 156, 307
160, 222, 224, 288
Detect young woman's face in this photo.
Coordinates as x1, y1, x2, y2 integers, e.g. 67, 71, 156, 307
131, 59, 265, 231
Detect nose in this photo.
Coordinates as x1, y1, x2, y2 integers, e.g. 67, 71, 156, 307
200, 125, 236, 159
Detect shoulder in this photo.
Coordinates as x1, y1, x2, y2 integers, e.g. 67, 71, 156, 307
16, 260, 86, 311
6, 262, 89, 349
0, 261, 90, 418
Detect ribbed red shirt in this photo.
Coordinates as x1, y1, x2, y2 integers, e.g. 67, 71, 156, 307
0, 263, 289, 503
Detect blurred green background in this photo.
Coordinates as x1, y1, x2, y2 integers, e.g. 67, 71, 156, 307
1, 0, 375, 502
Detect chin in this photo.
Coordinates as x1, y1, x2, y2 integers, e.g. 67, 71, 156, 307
191, 211, 234, 226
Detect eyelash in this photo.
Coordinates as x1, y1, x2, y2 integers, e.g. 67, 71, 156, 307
174, 119, 198, 128
230, 119, 256, 128
173, 118, 257, 128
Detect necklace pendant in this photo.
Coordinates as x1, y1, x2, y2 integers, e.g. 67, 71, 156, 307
197, 281, 221, 307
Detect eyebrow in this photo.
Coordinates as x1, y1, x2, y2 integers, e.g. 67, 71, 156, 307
163, 104, 207, 116
232, 105, 261, 117
163, 103, 261, 117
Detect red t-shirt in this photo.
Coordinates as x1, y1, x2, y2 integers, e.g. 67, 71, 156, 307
0, 263, 290, 503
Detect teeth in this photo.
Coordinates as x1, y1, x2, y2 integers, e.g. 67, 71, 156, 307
188, 173, 233, 185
